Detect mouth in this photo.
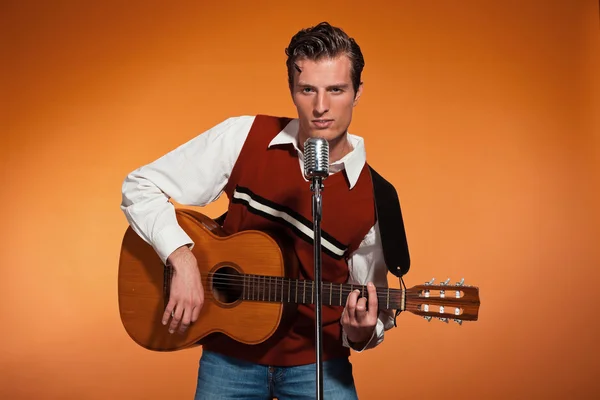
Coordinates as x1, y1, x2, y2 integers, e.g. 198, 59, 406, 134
312, 119, 334, 129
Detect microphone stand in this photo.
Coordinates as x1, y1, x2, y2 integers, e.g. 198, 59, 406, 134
311, 175, 324, 400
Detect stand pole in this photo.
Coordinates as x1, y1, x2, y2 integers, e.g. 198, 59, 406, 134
312, 177, 324, 400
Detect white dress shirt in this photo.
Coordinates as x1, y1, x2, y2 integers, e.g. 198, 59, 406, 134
120, 115, 395, 351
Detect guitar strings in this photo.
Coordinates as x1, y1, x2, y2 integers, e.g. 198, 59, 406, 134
167, 291, 466, 318
165, 273, 469, 316
209, 274, 399, 297
166, 272, 467, 304
208, 272, 457, 295
197, 273, 452, 301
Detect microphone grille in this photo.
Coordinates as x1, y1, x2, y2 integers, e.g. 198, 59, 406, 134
304, 137, 329, 179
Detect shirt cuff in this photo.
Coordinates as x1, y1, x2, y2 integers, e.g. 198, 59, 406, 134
153, 224, 194, 265
342, 326, 377, 353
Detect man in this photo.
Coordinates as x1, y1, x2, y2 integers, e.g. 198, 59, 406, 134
121, 22, 397, 399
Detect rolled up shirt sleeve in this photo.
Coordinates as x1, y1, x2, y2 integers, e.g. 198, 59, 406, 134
120, 115, 256, 264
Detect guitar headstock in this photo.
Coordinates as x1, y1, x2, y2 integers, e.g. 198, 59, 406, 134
405, 278, 480, 325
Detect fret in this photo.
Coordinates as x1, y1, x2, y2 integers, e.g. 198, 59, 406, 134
339, 283, 342, 306
311, 281, 314, 304
288, 279, 291, 303
262, 276, 265, 301
303, 280, 306, 304
241, 274, 245, 300
274, 277, 278, 302
329, 282, 332, 306
386, 288, 390, 309
295, 279, 298, 303
268, 276, 272, 302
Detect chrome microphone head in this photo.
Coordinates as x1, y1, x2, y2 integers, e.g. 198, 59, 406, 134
304, 137, 329, 179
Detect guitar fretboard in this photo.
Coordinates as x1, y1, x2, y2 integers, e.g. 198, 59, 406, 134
212, 272, 405, 310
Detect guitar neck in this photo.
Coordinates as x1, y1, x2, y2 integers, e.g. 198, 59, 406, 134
232, 273, 405, 310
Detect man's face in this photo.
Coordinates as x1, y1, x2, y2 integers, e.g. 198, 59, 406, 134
291, 55, 363, 148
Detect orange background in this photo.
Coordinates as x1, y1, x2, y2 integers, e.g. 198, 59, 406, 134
2, 1, 599, 399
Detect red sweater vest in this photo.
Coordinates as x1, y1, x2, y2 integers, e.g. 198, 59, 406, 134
202, 115, 376, 366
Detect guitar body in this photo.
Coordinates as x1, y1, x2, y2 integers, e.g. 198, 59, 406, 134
118, 209, 299, 351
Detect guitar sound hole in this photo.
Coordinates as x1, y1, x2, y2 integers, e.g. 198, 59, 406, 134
211, 266, 243, 305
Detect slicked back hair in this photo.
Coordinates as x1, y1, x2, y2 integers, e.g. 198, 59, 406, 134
285, 22, 365, 95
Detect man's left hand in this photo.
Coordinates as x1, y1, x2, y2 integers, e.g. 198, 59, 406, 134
341, 282, 378, 346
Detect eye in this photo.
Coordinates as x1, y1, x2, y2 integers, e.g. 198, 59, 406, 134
302, 87, 314, 93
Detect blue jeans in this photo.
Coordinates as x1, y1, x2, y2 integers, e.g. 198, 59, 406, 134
194, 350, 359, 399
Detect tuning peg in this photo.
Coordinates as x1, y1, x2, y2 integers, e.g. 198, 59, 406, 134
440, 279, 449, 298
424, 316, 432, 322
455, 278, 465, 286
455, 319, 463, 326
425, 278, 435, 285
439, 317, 449, 323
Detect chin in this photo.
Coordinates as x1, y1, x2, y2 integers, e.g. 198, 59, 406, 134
316, 128, 346, 141
306, 130, 333, 140
298, 120, 346, 143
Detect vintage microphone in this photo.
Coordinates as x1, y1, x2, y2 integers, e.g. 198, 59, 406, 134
303, 137, 329, 400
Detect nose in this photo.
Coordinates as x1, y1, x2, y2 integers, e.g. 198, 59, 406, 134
313, 92, 330, 116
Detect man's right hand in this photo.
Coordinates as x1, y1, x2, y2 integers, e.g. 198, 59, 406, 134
162, 245, 205, 335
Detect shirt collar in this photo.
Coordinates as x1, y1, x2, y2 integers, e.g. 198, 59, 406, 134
268, 119, 366, 189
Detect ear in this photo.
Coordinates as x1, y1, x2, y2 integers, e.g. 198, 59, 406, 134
353, 82, 364, 106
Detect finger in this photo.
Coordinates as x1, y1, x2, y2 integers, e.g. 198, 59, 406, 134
191, 304, 201, 323
344, 289, 360, 322
355, 297, 368, 314
178, 307, 191, 334
169, 303, 184, 334
341, 307, 350, 327
162, 299, 176, 325
366, 282, 378, 317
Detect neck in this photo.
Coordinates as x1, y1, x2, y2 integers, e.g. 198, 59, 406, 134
327, 133, 352, 163
228, 271, 405, 310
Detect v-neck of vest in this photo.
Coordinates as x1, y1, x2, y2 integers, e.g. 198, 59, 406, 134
299, 168, 350, 190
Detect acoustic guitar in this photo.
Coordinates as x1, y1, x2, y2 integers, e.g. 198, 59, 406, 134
118, 209, 480, 351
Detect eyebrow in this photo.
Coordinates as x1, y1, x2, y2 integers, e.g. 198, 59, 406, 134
296, 82, 351, 89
